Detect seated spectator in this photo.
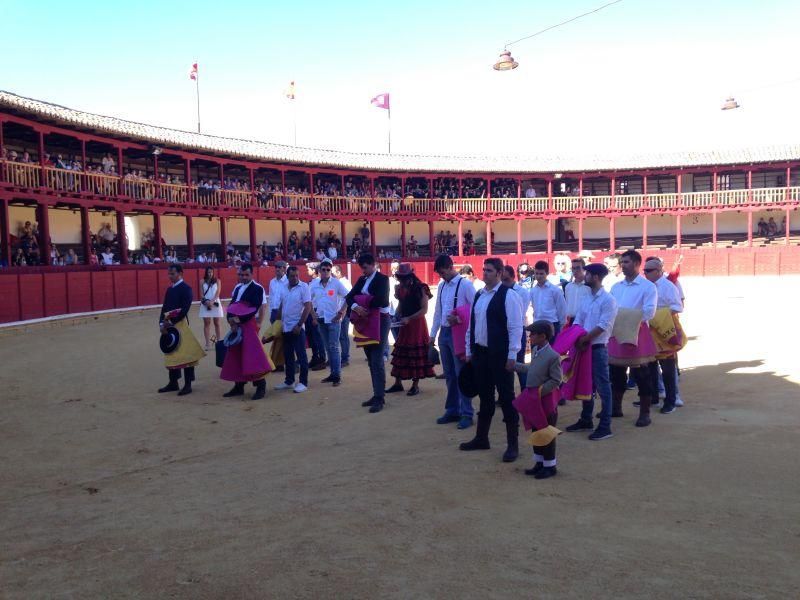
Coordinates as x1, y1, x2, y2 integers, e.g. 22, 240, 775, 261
328, 243, 338, 260
13, 248, 27, 266
101, 246, 115, 265
757, 217, 768, 237
165, 247, 178, 263
64, 248, 78, 266
767, 217, 778, 237
89, 249, 99, 266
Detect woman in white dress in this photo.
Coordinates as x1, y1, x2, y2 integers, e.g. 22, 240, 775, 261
199, 267, 224, 350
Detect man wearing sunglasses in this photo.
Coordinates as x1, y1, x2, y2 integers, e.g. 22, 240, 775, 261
310, 259, 349, 387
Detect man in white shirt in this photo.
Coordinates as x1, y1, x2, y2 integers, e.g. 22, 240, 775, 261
609, 250, 658, 427
461, 258, 524, 463
530, 260, 567, 339
431, 254, 477, 429
565, 263, 619, 440
547, 254, 572, 287
602, 253, 624, 291
565, 257, 592, 324
459, 264, 485, 292
524, 184, 537, 198
274, 266, 312, 393
310, 259, 348, 386
327, 244, 338, 260
101, 246, 115, 265
644, 257, 683, 414
501, 265, 531, 388
332, 265, 352, 367
268, 261, 288, 323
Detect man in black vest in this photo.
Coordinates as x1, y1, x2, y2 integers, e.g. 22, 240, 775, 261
223, 263, 269, 400
461, 258, 524, 462
340, 253, 390, 413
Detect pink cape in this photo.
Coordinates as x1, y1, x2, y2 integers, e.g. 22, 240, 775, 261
513, 386, 561, 431
451, 303, 471, 359
351, 293, 380, 347
551, 324, 593, 401
608, 322, 657, 366
220, 317, 274, 382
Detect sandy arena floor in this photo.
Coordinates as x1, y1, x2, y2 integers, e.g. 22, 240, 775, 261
1, 276, 799, 599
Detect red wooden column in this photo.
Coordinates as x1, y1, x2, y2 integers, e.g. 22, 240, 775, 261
485, 220, 492, 255
0, 198, 11, 265
747, 170, 753, 204
38, 131, 46, 188
0, 118, 4, 155
281, 219, 288, 256
785, 167, 791, 203
153, 211, 164, 260
609, 216, 616, 252
185, 215, 195, 260
642, 214, 648, 250
80, 139, 87, 192
516, 218, 522, 255
458, 178, 463, 214
610, 176, 616, 209
400, 220, 407, 259
309, 173, 315, 210
746, 211, 753, 246
487, 179, 492, 213
457, 220, 464, 256
340, 221, 348, 260
248, 217, 257, 262
642, 175, 648, 208
117, 146, 124, 178
370, 221, 377, 257
676, 171, 682, 206
547, 180, 553, 211
428, 220, 435, 257
249, 168, 255, 204
676, 215, 682, 249
578, 177, 584, 210
712, 211, 718, 248
546, 219, 553, 254
786, 208, 792, 246
116, 209, 129, 264
309, 219, 317, 258
578, 218, 584, 251
219, 216, 228, 258
37, 202, 52, 265
516, 179, 522, 212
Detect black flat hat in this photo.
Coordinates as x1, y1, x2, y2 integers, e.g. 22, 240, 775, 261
159, 326, 180, 354
458, 361, 480, 398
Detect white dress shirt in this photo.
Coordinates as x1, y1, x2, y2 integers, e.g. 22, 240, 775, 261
573, 287, 618, 345
269, 274, 288, 310
336, 276, 352, 292
530, 281, 567, 325
565, 280, 592, 318
328, 246, 338, 259
101, 252, 114, 265
610, 274, 657, 322
281, 281, 311, 332
310, 276, 348, 321
654, 276, 683, 313
430, 274, 476, 338
232, 280, 267, 305
509, 282, 530, 325
465, 283, 523, 360
602, 271, 624, 292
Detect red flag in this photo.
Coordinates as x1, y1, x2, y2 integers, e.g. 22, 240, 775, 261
189, 63, 198, 81
370, 93, 390, 110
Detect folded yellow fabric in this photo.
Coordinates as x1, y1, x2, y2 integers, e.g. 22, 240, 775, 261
527, 425, 562, 447
612, 308, 643, 345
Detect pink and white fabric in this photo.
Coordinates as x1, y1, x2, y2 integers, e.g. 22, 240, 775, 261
189, 63, 198, 80
551, 324, 593, 401
370, 93, 390, 110
513, 386, 561, 431
451, 303, 471, 360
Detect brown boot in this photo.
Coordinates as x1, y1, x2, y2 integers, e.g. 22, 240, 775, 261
635, 395, 651, 427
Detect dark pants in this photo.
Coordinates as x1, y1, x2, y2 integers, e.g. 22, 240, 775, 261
610, 363, 653, 398
364, 314, 390, 402
168, 366, 195, 383
532, 411, 558, 465
270, 308, 279, 324
650, 357, 677, 407
339, 315, 351, 364
551, 321, 562, 341
473, 346, 518, 430
283, 330, 309, 386
385, 324, 400, 359
305, 314, 326, 362
516, 330, 528, 389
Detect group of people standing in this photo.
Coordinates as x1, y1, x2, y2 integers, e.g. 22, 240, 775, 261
156, 248, 686, 482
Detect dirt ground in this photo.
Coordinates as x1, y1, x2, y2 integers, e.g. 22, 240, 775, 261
1, 275, 799, 599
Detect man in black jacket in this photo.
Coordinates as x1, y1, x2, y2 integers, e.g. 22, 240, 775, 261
340, 253, 390, 413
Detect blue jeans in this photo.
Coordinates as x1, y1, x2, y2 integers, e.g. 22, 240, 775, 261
364, 314, 390, 401
282, 330, 308, 386
318, 320, 342, 378
439, 326, 474, 418
580, 345, 613, 431
339, 315, 351, 364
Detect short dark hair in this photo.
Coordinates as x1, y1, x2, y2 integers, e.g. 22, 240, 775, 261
484, 257, 504, 273
528, 319, 555, 342
608, 252, 621, 260
168, 264, 183, 274
534, 260, 549, 273
358, 253, 375, 266
459, 265, 475, 276
621, 250, 642, 265
286, 265, 298, 275
434, 254, 454, 271
240, 262, 254, 273
571, 257, 586, 268
644, 255, 661, 263
503, 265, 515, 279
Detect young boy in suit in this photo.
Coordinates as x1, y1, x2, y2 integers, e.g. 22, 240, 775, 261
514, 320, 563, 479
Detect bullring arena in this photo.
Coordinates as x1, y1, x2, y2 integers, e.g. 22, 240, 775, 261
2, 88, 800, 600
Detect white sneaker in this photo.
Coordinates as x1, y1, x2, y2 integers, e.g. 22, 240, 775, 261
274, 382, 294, 390
293, 383, 308, 393
675, 397, 684, 407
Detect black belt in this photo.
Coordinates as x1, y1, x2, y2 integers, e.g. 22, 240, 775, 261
592, 343, 605, 348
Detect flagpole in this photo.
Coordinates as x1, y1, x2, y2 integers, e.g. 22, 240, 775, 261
293, 100, 297, 147
387, 105, 392, 154
195, 72, 201, 134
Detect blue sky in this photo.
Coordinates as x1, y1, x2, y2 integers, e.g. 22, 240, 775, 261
2, 0, 798, 157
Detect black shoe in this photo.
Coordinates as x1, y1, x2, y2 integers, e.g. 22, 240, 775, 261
588, 428, 614, 441
177, 383, 192, 396
385, 383, 404, 394
660, 403, 675, 414
534, 466, 558, 479
223, 383, 246, 398
251, 380, 266, 400
565, 418, 593, 432
158, 382, 179, 393
369, 402, 384, 413
362, 397, 377, 407
557, 398, 567, 406
459, 437, 491, 451
311, 361, 328, 372
525, 463, 544, 476
341, 361, 349, 367
635, 415, 651, 427
406, 387, 420, 396
274, 365, 285, 372
331, 378, 342, 387
502, 445, 519, 463
320, 375, 334, 383
600, 410, 624, 418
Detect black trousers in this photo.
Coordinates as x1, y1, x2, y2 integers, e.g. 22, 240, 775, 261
610, 363, 652, 398
473, 346, 518, 428
168, 366, 195, 383
532, 411, 558, 462
649, 358, 677, 405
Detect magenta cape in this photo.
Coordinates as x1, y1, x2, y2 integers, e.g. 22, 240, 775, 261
513, 386, 561, 431
451, 303, 471, 359
552, 324, 593, 401
609, 321, 657, 366
220, 310, 273, 382
351, 293, 380, 347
